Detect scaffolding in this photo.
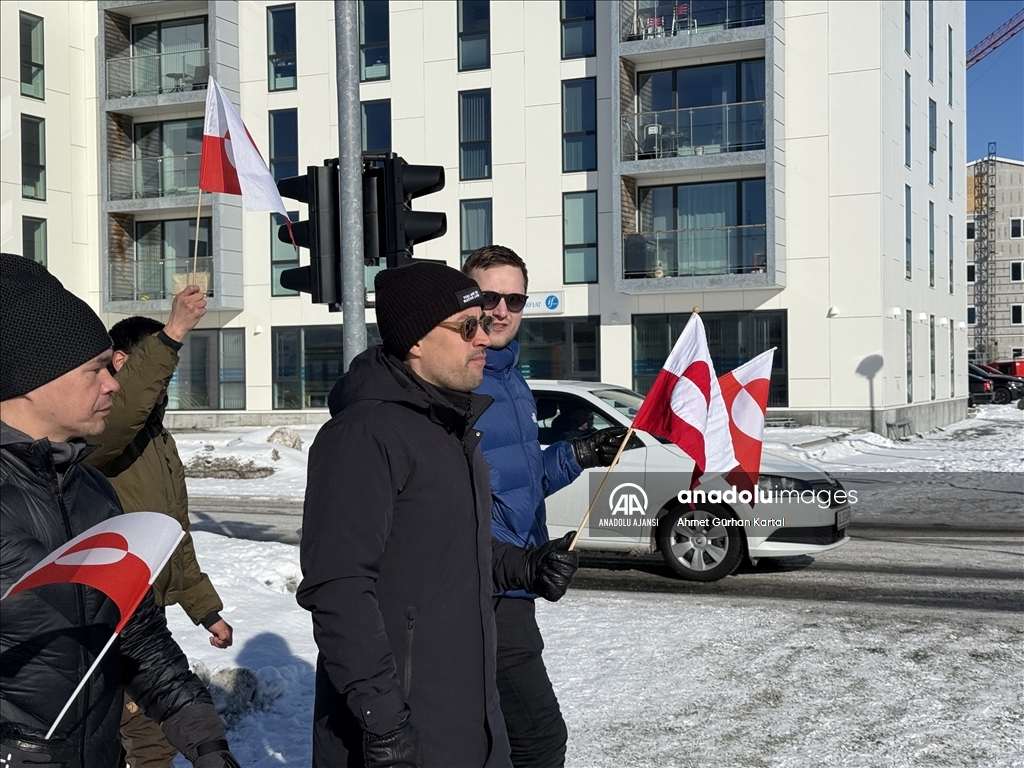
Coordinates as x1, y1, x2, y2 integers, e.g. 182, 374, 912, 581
972, 142, 997, 361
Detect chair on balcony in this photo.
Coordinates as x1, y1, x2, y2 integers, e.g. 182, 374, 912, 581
190, 64, 209, 90
644, 16, 666, 38
672, 4, 692, 34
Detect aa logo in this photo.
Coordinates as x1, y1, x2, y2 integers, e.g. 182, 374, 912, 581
608, 483, 648, 516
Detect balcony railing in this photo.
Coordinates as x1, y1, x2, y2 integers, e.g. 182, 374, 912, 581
110, 257, 213, 302
623, 224, 766, 279
106, 49, 209, 99
109, 155, 201, 200
622, 0, 765, 41
621, 101, 765, 161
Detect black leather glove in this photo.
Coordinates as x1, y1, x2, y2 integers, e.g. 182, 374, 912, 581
161, 703, 240, 768
571, 426, 630, 468
193, 743, 241, 768
363, 719, 422, 768
526, 532, 579, 602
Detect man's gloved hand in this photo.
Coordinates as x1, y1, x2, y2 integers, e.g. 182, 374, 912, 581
571, 426, 630, 468
363, 720, 422, 768
161, 703, 240, 768
193, 743, 242, 768
526, 531, 579, 602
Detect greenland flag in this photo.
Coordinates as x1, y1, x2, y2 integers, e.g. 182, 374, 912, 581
2, 512, 184, 632
200, 78, 288, 215
632, 312, 736, 486
719, 349, 776, 506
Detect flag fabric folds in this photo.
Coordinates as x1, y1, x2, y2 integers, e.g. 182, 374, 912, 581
200, 78, 288, 216
631, 312, 737, 486
719, 348, 776, 506
1, 512, 185, 632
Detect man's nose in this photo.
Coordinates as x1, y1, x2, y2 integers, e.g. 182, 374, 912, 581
102, 369, 120, 394
473, 322, 491, 347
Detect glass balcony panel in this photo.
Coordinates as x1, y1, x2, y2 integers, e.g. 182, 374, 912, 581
622, 225, 766, 279
620, 101, 765, 161
106, 48, 210, 98
624, 0, 765, 40
108, 155, 201, 200
109, 256, 214, 302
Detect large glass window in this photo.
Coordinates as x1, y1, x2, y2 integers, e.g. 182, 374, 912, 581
930, 314, 936, 400
21, 115, 45, 200
20, 12, 44, 99
928, 99, 937, 185
948, 214, 954, 294
563, 78, 597, 172
904, 72, 911, 167
116, 118, 203, 200
948, 120, 954, 201
167, 328, 245, 410
967, 305, 975, 325
459, 90, 491, 180
906, 311, 913, 403
635, 0, 765, 34
360, 1, 390, 81
564, 191, 597, 284
949, 325, 955, 397
131, 217, 212, 300
458, 1, 490, 71
632, 178, 766, 278
561, 1, 595, 59
517, 317, 600, 381
272, 212, 299, 296
928, 0, 934, 81
633, 310, 788, 406
269, 109, 298, 181
23, 217, 47, 267
460, 199, 493, 265
362, 100, 391, 153
272, 325, 382, 408
904, 0, 911, 54
905, 185, 912, 280
267, 4, 297, 91
130, 16, 208, 97
947, 25, 953, 106
928, 201, 935, 288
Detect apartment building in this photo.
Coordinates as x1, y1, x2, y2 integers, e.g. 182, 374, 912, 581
966, 156, 1024, 361
0, 0, 968, 433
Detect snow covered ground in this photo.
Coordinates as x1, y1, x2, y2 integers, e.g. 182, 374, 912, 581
167, 405, 1023, 766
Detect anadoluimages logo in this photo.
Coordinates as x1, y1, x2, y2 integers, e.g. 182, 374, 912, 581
608, 483, 648, 516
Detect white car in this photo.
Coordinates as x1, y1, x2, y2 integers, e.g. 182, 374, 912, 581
527, 380, 852, 582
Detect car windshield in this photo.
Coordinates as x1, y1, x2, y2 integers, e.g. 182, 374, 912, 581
591, 387, 672, 444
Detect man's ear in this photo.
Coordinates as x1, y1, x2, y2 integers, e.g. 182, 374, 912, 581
111, 350, 129, 372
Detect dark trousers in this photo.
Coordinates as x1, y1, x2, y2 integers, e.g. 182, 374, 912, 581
493, 597, 567, 768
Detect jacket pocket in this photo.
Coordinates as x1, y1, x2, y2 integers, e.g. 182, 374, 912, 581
403, 606, 417, 699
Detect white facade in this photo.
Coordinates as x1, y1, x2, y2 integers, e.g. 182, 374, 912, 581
0, 0, 969, 432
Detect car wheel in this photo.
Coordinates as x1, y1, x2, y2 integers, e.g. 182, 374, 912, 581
993, 387, 1011, 405
657, 507, 744, 582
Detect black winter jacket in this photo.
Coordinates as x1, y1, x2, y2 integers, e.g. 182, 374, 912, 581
298, 348, 531, 768
0, 423, 215, 767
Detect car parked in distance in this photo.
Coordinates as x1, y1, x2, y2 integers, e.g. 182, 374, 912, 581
968, 363, 1024, 404
528, 380, 851, 582
968, 374, 996, 407
988, 359, 1024, 378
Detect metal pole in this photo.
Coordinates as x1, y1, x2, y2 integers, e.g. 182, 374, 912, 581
336, 0, 366, 371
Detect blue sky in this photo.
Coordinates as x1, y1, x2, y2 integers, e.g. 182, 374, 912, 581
966, 0, 1024, 161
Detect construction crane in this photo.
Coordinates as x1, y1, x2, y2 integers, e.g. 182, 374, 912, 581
967, 8, 1024, 68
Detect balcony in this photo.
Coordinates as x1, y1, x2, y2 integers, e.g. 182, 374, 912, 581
109, 155, 201, 201
621, 101, 765, 161
106, 49, 209, 99
621, 0, 765, 41
623, 224, 766, 279
110, 257, 213, 302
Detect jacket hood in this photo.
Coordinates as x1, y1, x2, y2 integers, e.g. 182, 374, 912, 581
484, 340, 519, 373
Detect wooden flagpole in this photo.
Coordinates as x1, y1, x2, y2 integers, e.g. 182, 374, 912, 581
191, 188, 203, 288
569, 426, 635, 551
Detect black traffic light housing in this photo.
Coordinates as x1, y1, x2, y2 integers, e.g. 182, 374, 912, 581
277, 160, 340, 306
363, 154, 447, 269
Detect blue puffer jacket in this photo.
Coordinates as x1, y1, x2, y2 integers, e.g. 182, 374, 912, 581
475, 341, 582, 598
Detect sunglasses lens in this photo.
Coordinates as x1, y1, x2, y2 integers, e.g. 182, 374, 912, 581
506, 294, 528, 312
482, 291, 502, 310
481, 316, 494, 334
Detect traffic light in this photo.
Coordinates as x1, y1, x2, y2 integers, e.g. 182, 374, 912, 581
276, 160, 340, 306
363, 154, 447, 269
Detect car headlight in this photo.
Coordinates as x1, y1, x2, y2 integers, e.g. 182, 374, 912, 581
757, 475, 815, 494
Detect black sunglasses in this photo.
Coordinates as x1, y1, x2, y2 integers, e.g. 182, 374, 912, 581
438, 314, 494, 341
482, 291, 529, 313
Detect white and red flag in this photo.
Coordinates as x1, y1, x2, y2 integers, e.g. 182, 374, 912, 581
719, 348, 776, 506
631, 312, 736, 487
200, 78, 288, 215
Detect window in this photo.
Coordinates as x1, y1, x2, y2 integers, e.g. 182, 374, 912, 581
20, 12, 44, 99
967, 305, 975, 325
1011, 218, 1023, 239
948, 214, 954, 293
948, 121, 954, 201
561, 0, 595, 59
21, 115, 45, 200
130, 17, 209, 97
361, 100, 391, 152
928, 99, 936, 185
168, 328, 245, 410
905, 0, 911, 54
459, 90, 491, 180
906, 311, 913, 403
269, 109, 298, 181
359, 0, 389, 81
131, 218, 212, 301
272, 325, 382, 408
967, 263, 975, 283
534, 392, 618, 445
460, 199, 492, 265
563, 78, 597, 172
272, 212, 299, 296
267, 5, 296, 91
458, 1, 490, 72
904, 185, 912, 279
122, 118, 203, 200
1013, 305, 1023, 325
904, 72, 911, 167
928, 201, 935, 287
947, 26, 953, 105
518, 317, 600, 382
1013, 348, 1023, 358
966, 220, 974, 240
564, 191, 597, 283
930, 314, 936, 400
928, 0, 934, 81
1012, 262, 1023, 282
949, 326, 955, 397
634, 310, 788, 406
22, 217, 46, 266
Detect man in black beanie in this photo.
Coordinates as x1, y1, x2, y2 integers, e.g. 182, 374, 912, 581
298, 262, 579, 768
0, 253, 239, 767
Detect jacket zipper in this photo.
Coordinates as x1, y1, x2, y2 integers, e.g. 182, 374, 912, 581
403, 607, 417, 699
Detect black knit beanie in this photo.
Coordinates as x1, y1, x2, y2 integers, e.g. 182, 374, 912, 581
374, 262, 486, 358
0, 253, 112, 401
